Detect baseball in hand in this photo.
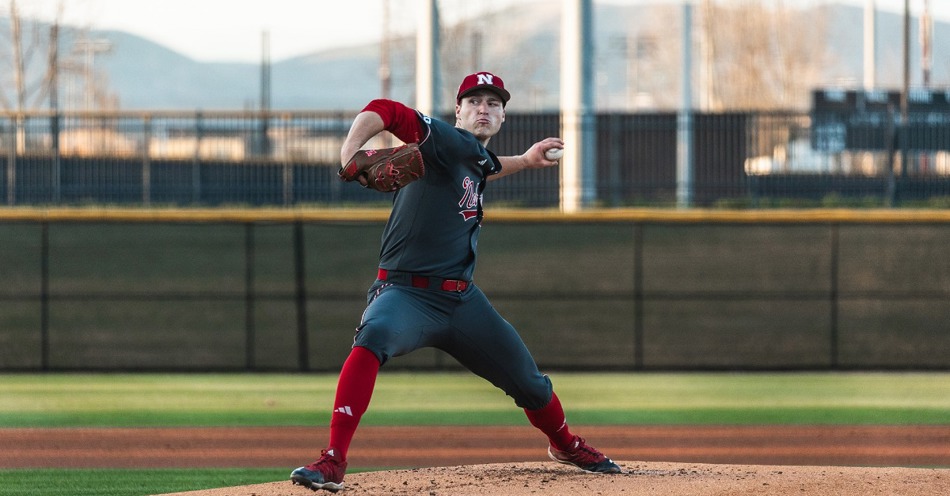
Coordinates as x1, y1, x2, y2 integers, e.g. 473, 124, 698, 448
544, 147, 564, 161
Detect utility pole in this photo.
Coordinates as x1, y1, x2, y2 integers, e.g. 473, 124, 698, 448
380, 0, 392, 101
380, 0, 393, 147
921, 0, 932, 87
888, 0, 912, 206
677, 1, 694, 208
701, 0, 716, 111
560, 0, 596, 212
901, 0, 910, 123
10, 0, 26, 156
49, 21, 62, 203
261, 31, 271, 114
416, 0, 441, 116
259, 30, 271, 157
864, 0, 876, 90
11, 0, 26, 112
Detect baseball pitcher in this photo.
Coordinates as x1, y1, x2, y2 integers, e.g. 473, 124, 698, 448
291, 72, 621, 493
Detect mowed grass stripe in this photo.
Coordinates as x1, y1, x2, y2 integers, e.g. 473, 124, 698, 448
1, 372, 948, 427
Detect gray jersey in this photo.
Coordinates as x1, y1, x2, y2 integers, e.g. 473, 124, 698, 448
378, 112, 502, 281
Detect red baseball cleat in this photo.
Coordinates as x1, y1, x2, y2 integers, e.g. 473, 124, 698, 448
547, 436, 622, 474
290, 448, 347, 492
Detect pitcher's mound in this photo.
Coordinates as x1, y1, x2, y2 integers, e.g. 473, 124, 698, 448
155, 461, 947, 495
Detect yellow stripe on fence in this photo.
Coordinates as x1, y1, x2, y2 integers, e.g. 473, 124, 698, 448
2, 207, 950, 224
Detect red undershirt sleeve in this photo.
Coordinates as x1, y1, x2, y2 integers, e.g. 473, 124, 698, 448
361, 99, 425, 145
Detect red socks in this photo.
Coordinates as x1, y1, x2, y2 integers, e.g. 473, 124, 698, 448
327, 346, 380, 461
524, 392, 576, 451
327, 351, 575, 460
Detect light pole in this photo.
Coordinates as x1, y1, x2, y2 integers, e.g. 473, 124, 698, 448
72, 38, 112, 111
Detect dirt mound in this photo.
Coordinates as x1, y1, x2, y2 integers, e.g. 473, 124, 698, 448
155, 461, 948, 496
5, 426, 947, 495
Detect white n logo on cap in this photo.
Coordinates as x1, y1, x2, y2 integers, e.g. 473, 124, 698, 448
476, 73, 494, 85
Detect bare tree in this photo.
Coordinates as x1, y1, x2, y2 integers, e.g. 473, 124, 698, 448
439, 15, 482, 108
3, 0, 49, 111
1, 0, 100, 112
702, 0, 828, 110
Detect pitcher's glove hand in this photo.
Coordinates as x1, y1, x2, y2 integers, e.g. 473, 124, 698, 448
339, 143, 425, 192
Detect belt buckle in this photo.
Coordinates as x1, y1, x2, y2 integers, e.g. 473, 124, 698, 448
444, 279, 466, 292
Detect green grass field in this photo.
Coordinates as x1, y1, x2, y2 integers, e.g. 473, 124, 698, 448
0, 469, 292, 496
2, 371, 949, 496
3, 372, 950, 427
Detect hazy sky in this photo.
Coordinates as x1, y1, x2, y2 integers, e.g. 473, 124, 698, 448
23, 0, 950, 63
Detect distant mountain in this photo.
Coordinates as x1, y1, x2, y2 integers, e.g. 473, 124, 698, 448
4, 2, 948, 111
99, 29, 262, 109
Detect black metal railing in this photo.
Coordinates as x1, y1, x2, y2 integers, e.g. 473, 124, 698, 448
4, 110, 950, 208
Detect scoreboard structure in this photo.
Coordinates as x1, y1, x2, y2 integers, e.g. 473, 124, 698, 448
811, 88, 950, 152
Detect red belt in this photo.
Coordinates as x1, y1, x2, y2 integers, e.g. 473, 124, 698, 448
377, 268, 469, 292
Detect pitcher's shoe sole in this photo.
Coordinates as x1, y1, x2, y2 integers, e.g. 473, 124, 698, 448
291, 470, 344, 493
291, 475, 344, 492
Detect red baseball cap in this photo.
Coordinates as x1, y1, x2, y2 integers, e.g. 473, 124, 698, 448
456, 72, 511, 105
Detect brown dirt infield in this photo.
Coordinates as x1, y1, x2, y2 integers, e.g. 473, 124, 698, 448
3, 425, 949, 495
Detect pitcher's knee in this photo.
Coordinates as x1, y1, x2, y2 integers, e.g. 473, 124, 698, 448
510, 374, 553, 411
352, 322, 395, 365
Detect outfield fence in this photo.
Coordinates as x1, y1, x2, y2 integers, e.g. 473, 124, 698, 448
1, 209, 948, 372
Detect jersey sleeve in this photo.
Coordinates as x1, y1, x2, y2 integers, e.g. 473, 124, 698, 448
485, 150, 503, 176
361, 99, 426, 145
